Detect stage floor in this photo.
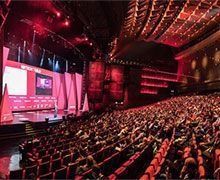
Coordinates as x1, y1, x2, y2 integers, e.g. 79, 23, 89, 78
3, 110, 79, 125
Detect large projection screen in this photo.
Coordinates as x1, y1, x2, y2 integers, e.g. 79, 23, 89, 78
3, 66, 27, 95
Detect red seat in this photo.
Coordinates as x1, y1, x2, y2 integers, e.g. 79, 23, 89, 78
198, 149, 202, 156
51, 158, 62, 171
198, 165, 205, 179
197, 156, 203, 165
39, 149, 47, 157
52, 152, 61, 160
40, 154, 51, 163
214, 149, 220, 170
38, 172, 53, 179
115, 167, 126, 175
61, 149, 70, 157
150, 158, 160, 171
9, 169, 25, 179
145, 166, 155, 179
48, 148, 55, 155
140, 174, 150, 180
24, 165, 37, 178
38, 161, 51, 175
54, 166, 67, 179
122, 159, 133, 167
67, 162, 77, 179
154, 153, 162, 164
62, 154, 72, 166
108, 173, 117, 180
157, 148, 166, 158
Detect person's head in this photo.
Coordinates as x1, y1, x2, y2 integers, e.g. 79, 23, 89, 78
159, 173, 167, 179
86, 155, 96, 167
184, 157, 197, 172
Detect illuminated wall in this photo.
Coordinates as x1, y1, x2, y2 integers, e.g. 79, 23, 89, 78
176, 41, 220, 92
88, 61, 105, 109
109, 65, 124, 101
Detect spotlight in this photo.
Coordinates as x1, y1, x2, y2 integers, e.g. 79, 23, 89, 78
56, 12, 61, 18
89, 42, 93, 46
64, 20, 70, 26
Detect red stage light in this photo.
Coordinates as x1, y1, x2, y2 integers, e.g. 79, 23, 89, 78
89, 42, 93, 46
64, 20, 70, 26
56, 12, 61, 17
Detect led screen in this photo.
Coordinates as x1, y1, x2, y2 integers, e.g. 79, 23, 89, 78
36, 73, 53, 95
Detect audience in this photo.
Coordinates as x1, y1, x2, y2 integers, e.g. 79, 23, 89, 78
16, 93, 220, 179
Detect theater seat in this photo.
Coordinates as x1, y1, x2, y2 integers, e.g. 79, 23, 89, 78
150, 159, 159, 171
62, 154, 72, 166
198, 165, 205, 179
9, 169, 24, 179
39, 149, 47, 157
197, 156, 203, 165
115, 166, 126, 175
54, 166, 67, 179
38, 172, 53, 179
140, 174, 150, 180
61, 149, 70, 157
52, 152, 61, 160
154, 153, 162, 164
51, 158, 62, 171
67, 162, 77, 179
24, 164, 37, 178
38, 161, 50, 175
214, 149, 220, 170
145, 166, 155, 179
108, 173, 117, 180
198, 149, 202, 156
40, 154, 51, 163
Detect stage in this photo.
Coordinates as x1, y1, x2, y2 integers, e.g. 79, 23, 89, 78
1, 109, 81, 125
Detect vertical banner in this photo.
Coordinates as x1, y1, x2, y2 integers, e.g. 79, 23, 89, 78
64, 73, 77, 112
0, 84, 13, 124
82, 93, 89, 112
76, 73, 83, 110
54, 73, 67, 110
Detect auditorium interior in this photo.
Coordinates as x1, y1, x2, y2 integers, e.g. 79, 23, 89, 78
0, 0, 220, 179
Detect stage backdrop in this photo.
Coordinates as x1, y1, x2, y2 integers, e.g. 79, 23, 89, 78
3, 60, 84, 112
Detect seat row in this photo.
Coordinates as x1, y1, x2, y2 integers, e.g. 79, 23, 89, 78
140, 139, 171, 180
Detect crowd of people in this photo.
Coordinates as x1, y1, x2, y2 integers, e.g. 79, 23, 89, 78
17, 93, 219, 179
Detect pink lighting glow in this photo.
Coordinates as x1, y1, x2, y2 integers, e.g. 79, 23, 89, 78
64, 20, 70, 27
140, 89, 158, 95
140, 83, 168, 88
141, 75, 178, 82
140, 86, 158, 95
56, 12, 61, 18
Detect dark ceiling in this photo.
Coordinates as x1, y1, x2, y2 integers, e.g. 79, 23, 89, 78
111, 0, 220, 59
3, 0, 220, 72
